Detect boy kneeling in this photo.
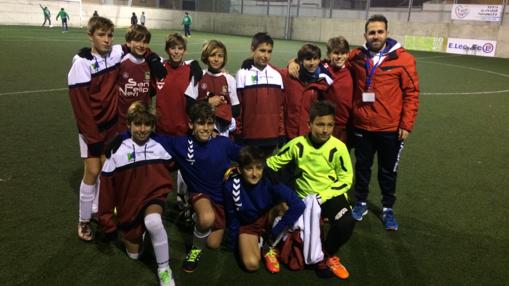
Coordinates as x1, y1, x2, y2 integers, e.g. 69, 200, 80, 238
224, 146, 305, 273
266, 100, 355, 279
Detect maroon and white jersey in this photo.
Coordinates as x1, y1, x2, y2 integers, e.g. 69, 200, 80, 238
236, 65, 285, 143
185, 70, 239, 123
155, 60, 193, 136
98, 136, 174, 235
68, 44, 124, 145
117, 54, 154, 133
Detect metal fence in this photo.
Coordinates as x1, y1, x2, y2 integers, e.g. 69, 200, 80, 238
89, 0, 507, 23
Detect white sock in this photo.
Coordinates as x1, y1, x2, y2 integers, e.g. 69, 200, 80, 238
192, 227, 211, 250
145, 213, 169, 268
92, 178, 100, 213
79, 181, 96, 222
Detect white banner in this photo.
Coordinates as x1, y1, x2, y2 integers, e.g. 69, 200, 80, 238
451, 4, 503, 22
446, 38, 497, 57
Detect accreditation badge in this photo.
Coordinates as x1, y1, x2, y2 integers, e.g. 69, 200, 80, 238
362, 91, 375, 102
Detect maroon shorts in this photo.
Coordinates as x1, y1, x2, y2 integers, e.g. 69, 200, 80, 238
239, 212, 270, 237
190, 193, 225, 230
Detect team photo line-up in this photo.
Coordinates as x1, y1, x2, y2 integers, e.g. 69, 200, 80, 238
68, 13, 419, 286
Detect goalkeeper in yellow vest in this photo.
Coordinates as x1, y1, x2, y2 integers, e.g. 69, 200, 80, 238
266, 100, 355, 280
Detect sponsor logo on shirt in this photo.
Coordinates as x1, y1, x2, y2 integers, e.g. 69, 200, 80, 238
120, 78, 150, 97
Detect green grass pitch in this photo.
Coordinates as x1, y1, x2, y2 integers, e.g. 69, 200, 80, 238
0, 25, 508, 285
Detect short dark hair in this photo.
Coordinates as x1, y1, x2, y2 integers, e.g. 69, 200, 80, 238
188, 101, 215, 123
87, 16, 114, 35
125, 24, 151, 43
251, 32, 273, 50
326, 36, 350, 55
165, 33, 187, 52
309, 100, 336, 122
127, 101, 156, 127
297, 43, 321, 62
365, 14, 388, 32
238, 146, 266, 168
201, 40, 227, 68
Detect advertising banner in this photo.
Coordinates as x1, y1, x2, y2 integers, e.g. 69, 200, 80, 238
451, 4, 503, 22
446, 38, 497, 57
404, 36, 445, 52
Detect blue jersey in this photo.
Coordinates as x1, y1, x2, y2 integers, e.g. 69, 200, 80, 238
224, 169, 305, 247
155, 134, 240, 204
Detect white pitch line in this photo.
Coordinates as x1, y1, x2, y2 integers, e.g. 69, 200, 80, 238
419, 60, 509, 78
0, 88, 67, 96
423, 89, 509, 95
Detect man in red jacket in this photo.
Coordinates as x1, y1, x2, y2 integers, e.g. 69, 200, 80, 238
348, 14, 419, 231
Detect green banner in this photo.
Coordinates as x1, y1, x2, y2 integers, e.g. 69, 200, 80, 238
404, 35, 445, 52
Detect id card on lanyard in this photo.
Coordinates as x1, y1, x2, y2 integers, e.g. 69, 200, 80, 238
362, 53, 383, 103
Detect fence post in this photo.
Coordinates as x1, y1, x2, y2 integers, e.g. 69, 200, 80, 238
500, 0, 507, 26
329, 0, 333, 18
285, 0, 292, 39
365, 0, 371, 20
267, 0, 270, 16
297, 0, 300, 16
407, 0, 414, 22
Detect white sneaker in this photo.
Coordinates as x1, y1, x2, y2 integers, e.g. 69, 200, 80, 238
158, 266, 175, 286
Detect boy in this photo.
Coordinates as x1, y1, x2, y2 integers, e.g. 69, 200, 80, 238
224, 146, 305, 273
158, 102, 240, 272
236, 32, 285, 157
56, 8, 69, 32
323, 36, 353, 144
266, 100, 355, 280
39, 5, 51, 27
281, 43, 332, 139
155, 33, 202, 136
99, 102, 175, 286
116, 24, 156, 133
185, 39, 240, 136
68, 16, 124, 241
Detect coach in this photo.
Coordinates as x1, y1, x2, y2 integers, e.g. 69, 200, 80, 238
348, 14, 419, 231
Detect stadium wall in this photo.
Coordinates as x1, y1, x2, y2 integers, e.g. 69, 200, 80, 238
2, 0, 508, 58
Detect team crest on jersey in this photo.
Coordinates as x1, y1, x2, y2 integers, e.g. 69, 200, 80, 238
122, 72, 129, 79
156, 80, 165, 90
127, 151, 135, 161
91, 62, 99, 72
222, 85, 228, 94
144, 72, 151, 80
251, 75, 257, 83
200, 82, 208, 90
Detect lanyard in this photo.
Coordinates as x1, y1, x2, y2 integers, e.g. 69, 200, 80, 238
365, 52, 384, 90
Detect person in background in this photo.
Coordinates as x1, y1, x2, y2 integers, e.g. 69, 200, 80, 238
140, 11, 146, 26
182, 12, 192, 37
39, 4, 51, 27
56, 8, 69, 32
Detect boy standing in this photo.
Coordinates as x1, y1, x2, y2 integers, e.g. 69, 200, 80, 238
116, 24, 156, 133
39, 5, 51, 27
68, 16, 123, 241
236, 32, 285, 156
155, 33, 202, 136
266, 100, 355, 280
56, 8, 69, 32
182, 12, 192, 37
